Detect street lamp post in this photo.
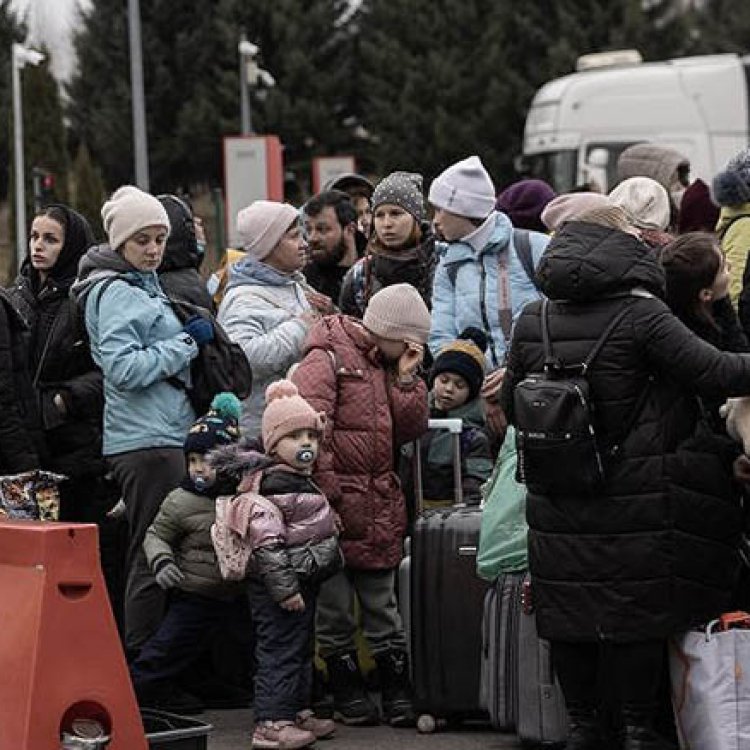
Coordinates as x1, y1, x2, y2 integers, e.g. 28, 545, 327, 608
11, 42, 45, 271
128, 0, 149, 190
238, 36, 275, 137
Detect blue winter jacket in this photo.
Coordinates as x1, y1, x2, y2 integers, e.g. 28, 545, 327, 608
429, 212, 548, 369
82, 273, 197, 455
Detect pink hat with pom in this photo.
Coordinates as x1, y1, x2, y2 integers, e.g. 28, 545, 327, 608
262, 380, 325, 454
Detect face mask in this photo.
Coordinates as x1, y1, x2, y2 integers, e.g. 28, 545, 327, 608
196, 240, 206, 258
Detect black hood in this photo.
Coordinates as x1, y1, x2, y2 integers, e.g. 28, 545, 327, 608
537, 221, 666, 302
158, 195, 201, 272
20, 204, 95, 291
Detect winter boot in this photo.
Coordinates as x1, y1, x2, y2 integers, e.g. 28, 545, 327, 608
563, 703, 605, 750
621, 705, 678, 750
375, 649, 416, 728
311, 665, 334, 719
325, 651, 380, 726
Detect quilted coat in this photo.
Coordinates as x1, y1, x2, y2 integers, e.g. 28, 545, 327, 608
292, 314, 429, 569
501, 221, 750, 643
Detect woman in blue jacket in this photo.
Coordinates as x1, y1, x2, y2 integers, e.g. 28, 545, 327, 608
72, 185, 213, 656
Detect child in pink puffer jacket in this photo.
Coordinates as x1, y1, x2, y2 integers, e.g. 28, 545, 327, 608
212, 380, 342, 750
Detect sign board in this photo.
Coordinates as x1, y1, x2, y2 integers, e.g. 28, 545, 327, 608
312, 155, 357, 194
223, 135, 284, 247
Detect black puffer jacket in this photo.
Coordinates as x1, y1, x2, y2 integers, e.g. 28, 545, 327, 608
501, 221, 750, 643
9, 205, 104, 479
157, 195, 213, 310
0, 289, 44, 473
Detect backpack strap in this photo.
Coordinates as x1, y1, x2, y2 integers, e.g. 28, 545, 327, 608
512, 229, 539, 290
581, 301, 634, 373
542, 298, 635, 374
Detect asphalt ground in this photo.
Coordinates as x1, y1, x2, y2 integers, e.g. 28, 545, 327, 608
203, 708, 522, 749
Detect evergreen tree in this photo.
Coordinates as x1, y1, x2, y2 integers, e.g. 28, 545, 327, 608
0, 1, 25, 201
67, 0, 132, 190
694, 0, 750, 54
70, 142, 106, 240
231, 0, 360, 189
23, 48, 69, 206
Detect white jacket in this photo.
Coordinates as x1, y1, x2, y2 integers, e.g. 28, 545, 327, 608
218, 257, 310, 437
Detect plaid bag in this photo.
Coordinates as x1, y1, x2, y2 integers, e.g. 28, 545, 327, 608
0, 470, 66, 521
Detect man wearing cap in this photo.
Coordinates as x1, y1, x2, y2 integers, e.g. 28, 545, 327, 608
428, 155, 549, 371
323, 172, 375, 239
218, 200, 317, 437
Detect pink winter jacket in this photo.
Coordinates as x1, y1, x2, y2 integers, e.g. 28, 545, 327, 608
292, 314, 429, 569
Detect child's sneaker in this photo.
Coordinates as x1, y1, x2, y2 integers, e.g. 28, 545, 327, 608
295, 709, 335, 739
252, 720, 316, 749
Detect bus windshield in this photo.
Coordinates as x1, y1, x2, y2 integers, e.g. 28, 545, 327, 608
523, 150, 577, 193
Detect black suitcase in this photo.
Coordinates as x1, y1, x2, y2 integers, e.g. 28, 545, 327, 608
400, 419, 490, 731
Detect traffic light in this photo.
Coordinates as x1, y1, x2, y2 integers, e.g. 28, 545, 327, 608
31, 167, 56, 211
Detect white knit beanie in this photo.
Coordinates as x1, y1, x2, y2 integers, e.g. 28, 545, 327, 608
236, 201, 299, 260
362, 283, 431, 345
101, 186, 170, 251
428, 155, 496, 219
609, 177, 670, 231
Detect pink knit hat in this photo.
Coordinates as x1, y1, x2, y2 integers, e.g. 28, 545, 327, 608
236, 200, 299, 260
262, 380, 325, 454
541, 192, 613, 231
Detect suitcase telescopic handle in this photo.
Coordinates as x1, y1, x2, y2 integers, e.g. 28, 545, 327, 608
413, 419, 465, 513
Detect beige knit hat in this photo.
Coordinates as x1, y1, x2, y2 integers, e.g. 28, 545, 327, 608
541, 193, 612, 231
236, 200, 299, 260
609, 177, 670, 231
262, 380, 325, 455
362, 283, 431, 344
101, 185, 170, 251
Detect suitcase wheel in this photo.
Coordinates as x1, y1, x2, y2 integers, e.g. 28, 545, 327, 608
416, 714, 437, 734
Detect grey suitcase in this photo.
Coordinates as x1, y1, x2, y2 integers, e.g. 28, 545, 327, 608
398, 419, 489, 732
481, 572, 568, 745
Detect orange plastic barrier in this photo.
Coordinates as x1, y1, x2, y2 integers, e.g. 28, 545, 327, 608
0, 520, 147, 749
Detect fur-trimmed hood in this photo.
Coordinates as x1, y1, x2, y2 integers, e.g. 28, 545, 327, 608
207, 438, 271, 481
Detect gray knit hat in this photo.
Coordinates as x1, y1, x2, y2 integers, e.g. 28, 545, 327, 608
101, 186, 170, 251
429, 155, 496, 219
616, 143, 689, 193
712, 147, 750, 206
371, 171, 426, 223
362, 283, 431, 344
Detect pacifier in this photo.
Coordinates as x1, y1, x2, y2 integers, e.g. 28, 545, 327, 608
295, 448, 316, 464
193, 475, 215, 492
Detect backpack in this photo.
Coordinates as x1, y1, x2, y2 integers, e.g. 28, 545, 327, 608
513, 297, 645, 496
89, 276, 252, 415
211, 495, 253, 581
167, 297, 252, 415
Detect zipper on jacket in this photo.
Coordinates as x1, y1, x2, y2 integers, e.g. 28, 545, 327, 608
32, 312, 60, 388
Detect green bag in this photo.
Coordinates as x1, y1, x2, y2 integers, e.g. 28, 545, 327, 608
476, 426, 529, 580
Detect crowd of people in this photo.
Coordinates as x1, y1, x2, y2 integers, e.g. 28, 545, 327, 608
5, 141, 750, 750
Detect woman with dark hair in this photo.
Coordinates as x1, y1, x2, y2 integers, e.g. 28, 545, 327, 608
660, 232, 748, 356
9, 204, 106, 518
339, 171, 436, 317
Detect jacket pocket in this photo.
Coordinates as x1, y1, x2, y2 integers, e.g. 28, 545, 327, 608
337, 480, 369, 540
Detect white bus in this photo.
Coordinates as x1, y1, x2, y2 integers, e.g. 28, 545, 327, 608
522, 50, 750, 192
